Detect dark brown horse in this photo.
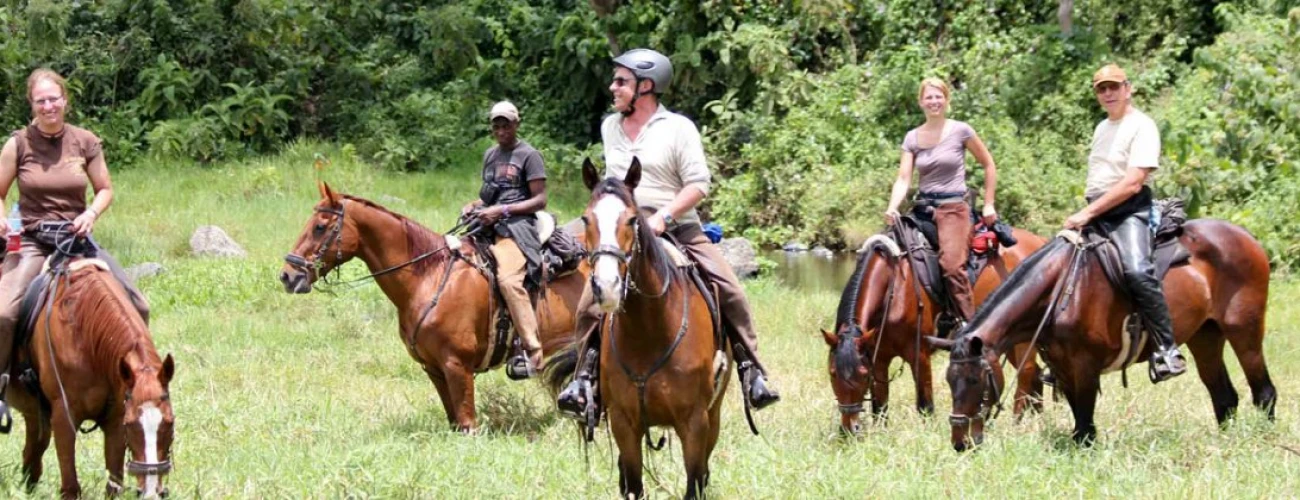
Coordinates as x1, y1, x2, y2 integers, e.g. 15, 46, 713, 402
931, 219, 1276, 449
550, 159, 725, 499
9, 259, 175, 499
280, 182, 589, 433
823, 227, 1047, 435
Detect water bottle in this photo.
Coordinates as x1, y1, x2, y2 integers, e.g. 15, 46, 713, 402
7, 204, 21, 253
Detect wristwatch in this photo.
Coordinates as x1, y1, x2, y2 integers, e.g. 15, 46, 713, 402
656, 210, 675, 226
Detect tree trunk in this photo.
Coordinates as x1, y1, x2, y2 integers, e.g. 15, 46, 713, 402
590, 0, 621, 56
1059, 0, 1074, 36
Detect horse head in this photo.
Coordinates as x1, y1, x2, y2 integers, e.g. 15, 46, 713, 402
581, 157, 646, 313
929, 334, 1002, 452
119, 353, 176, 497
822, 325, 871, 435
281, 181, 358, 293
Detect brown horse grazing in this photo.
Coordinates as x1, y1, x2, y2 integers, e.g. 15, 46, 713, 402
823, 227, 1047, 435
930, 219, 1276, 450
279, 182, 589, 433
8, 259, 175, 499
550, 160, 725, 499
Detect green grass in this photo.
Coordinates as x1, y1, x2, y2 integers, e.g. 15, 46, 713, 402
0, 140, 1296, 498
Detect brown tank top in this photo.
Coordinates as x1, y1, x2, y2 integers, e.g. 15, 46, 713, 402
10, 124, 102, 231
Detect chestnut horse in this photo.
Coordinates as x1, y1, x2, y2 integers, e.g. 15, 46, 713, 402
931, 219, 1276, 450
823, 226, 1047, 435
8, 258, 175, 499
280, 182, 588, 433
551, 160, 725, 499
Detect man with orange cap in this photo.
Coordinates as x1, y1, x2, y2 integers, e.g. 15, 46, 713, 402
1063, 64, 1186, 382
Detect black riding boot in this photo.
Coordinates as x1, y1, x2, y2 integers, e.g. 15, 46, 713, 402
733, 342, 780, 410
1112, 213, 1186, 383
557, 347, 599, 420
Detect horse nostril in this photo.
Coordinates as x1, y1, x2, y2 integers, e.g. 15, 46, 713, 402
279, 271, 290, 283
953, 441, 968, 453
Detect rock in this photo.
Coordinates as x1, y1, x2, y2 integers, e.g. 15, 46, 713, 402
717, 237, 759, 278
811, 246, 833, 258
782, 241, 809, 252
190, 226, 248, 258
124, 262, 166, 283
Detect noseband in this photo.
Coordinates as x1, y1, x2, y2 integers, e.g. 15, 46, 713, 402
947, 355, 1003, 428
587, 217, 651, 302
284, 201, 348, 279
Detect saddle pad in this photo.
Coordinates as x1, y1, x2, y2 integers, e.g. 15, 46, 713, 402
536, 211, 556, 245
658, 239, 693, 268
41, 257, 109, 274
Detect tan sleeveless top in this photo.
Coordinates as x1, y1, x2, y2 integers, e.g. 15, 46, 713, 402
10, 124, 102, 231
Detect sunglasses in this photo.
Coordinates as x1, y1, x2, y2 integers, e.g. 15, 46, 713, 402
611, 77, 632, 87
31, 96, 64, 106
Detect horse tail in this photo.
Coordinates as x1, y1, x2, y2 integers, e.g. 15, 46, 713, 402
543, 336, 582, 394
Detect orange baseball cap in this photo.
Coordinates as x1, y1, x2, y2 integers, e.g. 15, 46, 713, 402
1092, 64, 1128, 88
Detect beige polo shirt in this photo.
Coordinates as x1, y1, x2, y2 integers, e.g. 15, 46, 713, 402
601, 105, 711, 226
1086, 107, 1160, 199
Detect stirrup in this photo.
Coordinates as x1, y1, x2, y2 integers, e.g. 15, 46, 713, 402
1148, 348, 1187, 383
505, 349, 539, 381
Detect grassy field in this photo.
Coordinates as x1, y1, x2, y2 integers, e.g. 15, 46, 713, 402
0, 140, 1295, 498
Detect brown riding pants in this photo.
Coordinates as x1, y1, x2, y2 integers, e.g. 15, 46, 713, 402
0, 238, 151, 370
933, 202, 975, 320
491, 236, 541, 352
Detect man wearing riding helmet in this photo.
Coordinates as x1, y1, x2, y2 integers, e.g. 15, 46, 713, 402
1064, 63, 1186, 382
558, 48, 780, 417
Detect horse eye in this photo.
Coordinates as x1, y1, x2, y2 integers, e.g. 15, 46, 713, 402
626, 217, 636, 227
580, 215, 589, 226
313, 223, 326, 233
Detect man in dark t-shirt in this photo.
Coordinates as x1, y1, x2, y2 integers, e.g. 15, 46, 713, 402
461, 101, 549, 378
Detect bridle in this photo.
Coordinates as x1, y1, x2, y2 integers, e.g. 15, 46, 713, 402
284, 201, 348, 283
946, 354, 1003, 428
122, 389, 173, 478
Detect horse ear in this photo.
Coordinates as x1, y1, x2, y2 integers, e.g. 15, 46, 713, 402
119, 359, 135, 386
924, 336, 955, 352
821, 328, 838, 347
582, 158, 600, 191
624, 157, 642, 191
161, 354, 175, 386
319, 181, 341, 205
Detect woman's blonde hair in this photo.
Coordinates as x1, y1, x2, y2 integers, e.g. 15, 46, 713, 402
27, 68, 68, 101
917, 77, 951, 111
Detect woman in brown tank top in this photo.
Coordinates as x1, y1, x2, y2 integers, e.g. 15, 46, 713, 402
0, 68, 150, 394
883, 77, 1000, 327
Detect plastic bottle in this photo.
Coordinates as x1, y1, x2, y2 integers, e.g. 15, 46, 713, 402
7, 204, 21, 253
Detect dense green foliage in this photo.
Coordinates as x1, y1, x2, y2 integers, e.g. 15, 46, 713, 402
1, 0, 1296, 268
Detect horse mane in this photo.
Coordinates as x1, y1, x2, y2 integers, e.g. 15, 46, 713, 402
341, 194, 451, 275
832, 249, 873, 382
960, 237, 1073, 352
62, 268, 159, 374
591, 178, 676, 286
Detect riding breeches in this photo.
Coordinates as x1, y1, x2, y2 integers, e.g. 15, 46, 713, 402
933, 201, 975, 320
1108, 212, 1175, 347
491, 236, 540, 352
0, 238, 151, 370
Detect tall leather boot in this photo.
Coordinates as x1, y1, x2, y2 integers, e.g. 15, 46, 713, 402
733, 342, 780, 410
1127, 270, 1186, 382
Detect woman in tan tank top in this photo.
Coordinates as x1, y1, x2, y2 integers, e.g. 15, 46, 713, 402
0, 68, 149, 394
883, 77, 1000, 328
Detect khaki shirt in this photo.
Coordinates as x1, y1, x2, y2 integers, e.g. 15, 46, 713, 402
601, 105, 711, 226
1086, 107, 1160, 199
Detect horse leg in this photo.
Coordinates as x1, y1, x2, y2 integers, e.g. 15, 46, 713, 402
22, 411, 51, 491
1010, 343, 1044, 419
869, 358, 891, 420
1222, 317, 1277, 419
1185, 329, 1239, 425
439, 357, 478, 434
423, 365, 457, 428
102, 421, 128, 497
1062, 377, 1099, 446
51, 403, 81, 499
909, 349, 935, 416
678, 409, 714, 500
610, 409, 644, 499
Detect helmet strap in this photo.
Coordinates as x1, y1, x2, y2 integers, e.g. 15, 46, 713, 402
622, 77, 649, 116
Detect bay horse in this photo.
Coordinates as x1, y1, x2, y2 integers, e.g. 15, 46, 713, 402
823, 226, 1047, 435
930, 219, 1276, 450
8, 255, 175, 498
279, 182, 588, 433
549, 159, 725, 499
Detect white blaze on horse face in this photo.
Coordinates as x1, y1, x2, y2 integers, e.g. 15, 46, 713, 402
592, 195, 628, 310
139, 403, 162, 497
